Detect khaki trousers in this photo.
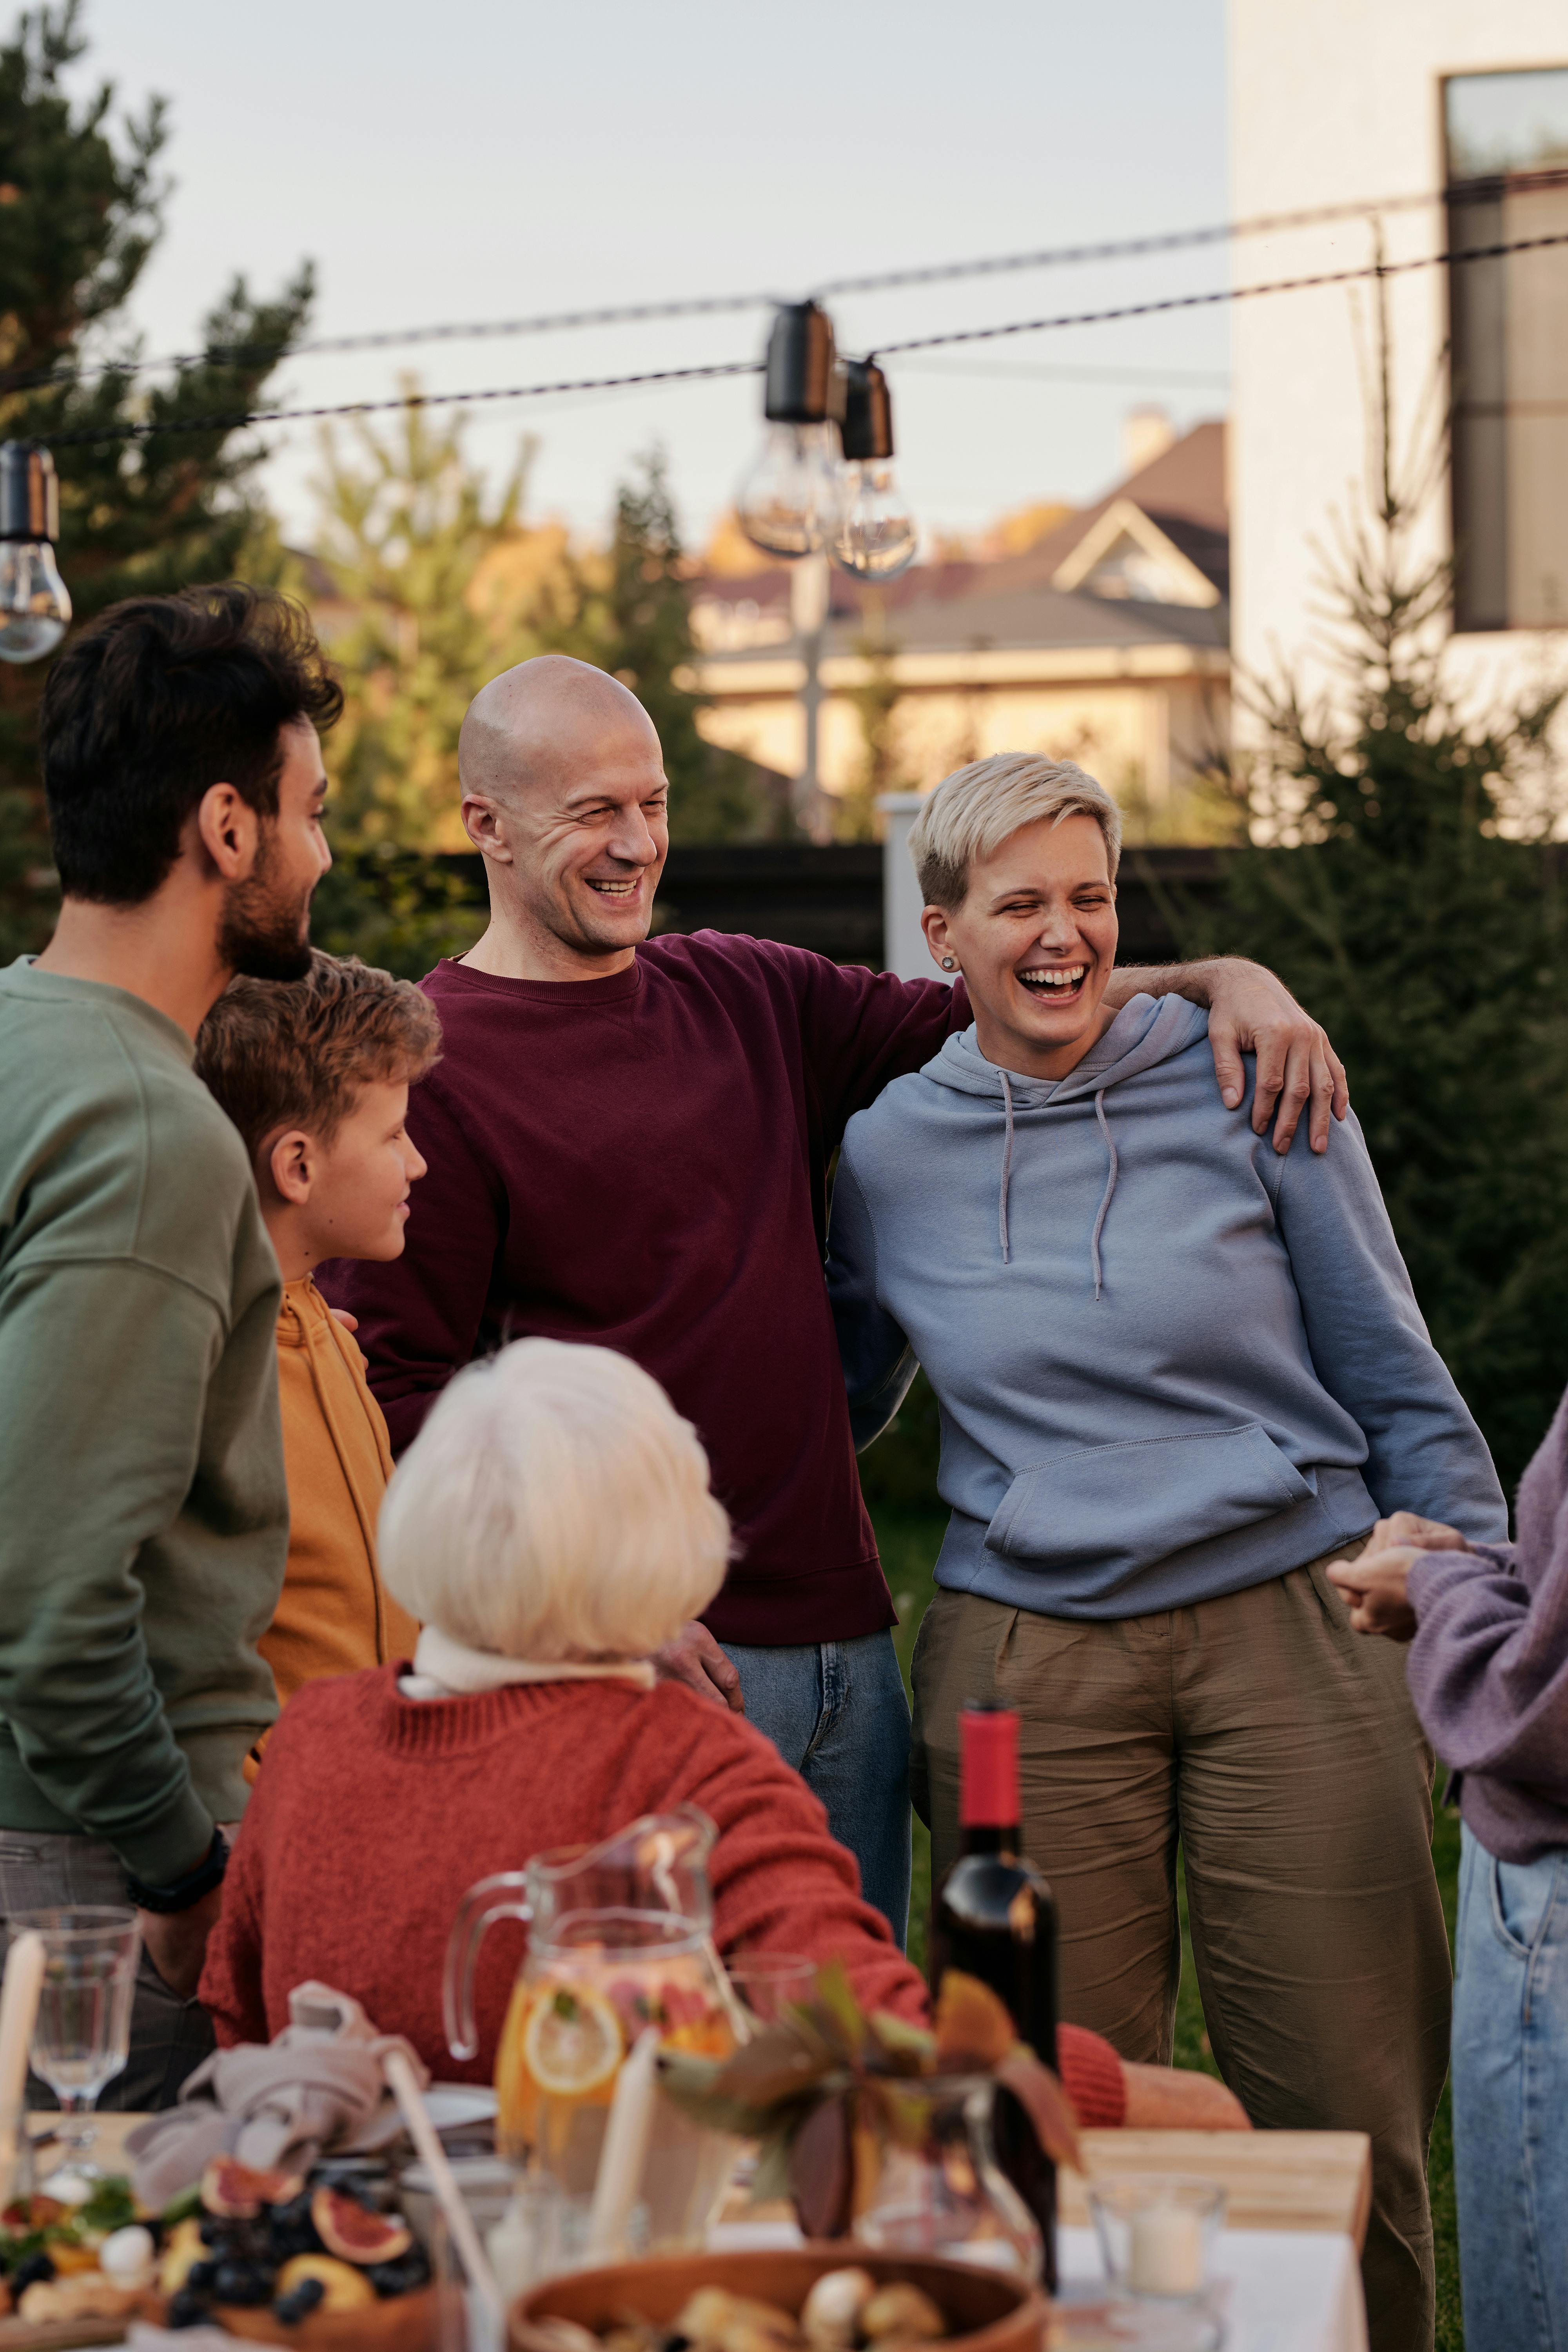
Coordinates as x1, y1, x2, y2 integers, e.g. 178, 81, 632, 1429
911, 1557, 1450, 2352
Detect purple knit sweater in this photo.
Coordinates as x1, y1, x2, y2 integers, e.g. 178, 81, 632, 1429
1407, 1384, 1568, 1863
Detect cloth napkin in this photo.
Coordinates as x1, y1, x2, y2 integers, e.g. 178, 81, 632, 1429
125, 1981, 430, 2209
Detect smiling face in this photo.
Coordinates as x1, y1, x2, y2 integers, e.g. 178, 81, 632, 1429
216, 720, 333, 982
264, 1073, 428, 1278
922, 811, 1120, 1080
507, 716, 670, 961
459, 659, 670, 980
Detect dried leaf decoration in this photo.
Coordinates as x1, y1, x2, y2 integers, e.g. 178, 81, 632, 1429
933, 1972, 1017, 2072
657, 1964, 1079, 2239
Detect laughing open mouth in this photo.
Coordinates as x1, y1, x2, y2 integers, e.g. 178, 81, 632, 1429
584, 876, 642, 898
1018, 962, 1088, 1000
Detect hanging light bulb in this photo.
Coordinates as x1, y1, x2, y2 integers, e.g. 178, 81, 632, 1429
0, 441, 69, 664
736, 301, 843, 558
828, 359, 918, 581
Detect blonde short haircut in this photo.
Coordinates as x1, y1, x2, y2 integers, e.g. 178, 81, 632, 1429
907, 754, 1122, 910
378, 1339, 732, 1661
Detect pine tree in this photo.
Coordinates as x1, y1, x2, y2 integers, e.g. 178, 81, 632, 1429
0, 1, 314, 953
1202, 361, 1568, 1494
305, 390, 569, 851
587, 450, 763, 844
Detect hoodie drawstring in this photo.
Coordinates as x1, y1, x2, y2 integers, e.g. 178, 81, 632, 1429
998, 1068, 1015, 1264
1090, 1088, 1119, 1301
997, 1074, 1119, 1296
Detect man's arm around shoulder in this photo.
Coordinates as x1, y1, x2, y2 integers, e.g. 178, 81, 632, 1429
1105, 956, 1348, 1154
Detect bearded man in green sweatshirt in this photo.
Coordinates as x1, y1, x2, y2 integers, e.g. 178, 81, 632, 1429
0, 584, 340, 2107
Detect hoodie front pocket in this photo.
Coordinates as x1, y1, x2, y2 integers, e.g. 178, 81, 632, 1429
985, 1424, 1316, 1593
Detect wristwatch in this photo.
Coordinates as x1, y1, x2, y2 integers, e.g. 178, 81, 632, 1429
125, 1826, 229, 1915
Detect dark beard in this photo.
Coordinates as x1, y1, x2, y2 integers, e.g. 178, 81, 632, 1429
217, 835, 314, 982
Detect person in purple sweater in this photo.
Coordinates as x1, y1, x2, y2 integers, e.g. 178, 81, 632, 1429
325, 653, 1347, 1940
1329, 1394, 1568, 2352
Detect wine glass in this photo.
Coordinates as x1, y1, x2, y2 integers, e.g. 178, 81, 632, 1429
14, 1907, 139, 2175
724, 1953, 816, 2027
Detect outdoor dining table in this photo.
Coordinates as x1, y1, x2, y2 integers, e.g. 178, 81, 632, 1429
37, 2114, 1372, 2352
712, 2129, 1372, 2352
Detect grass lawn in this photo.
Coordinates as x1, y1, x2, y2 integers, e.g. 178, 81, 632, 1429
871, 1499, 1464, 2352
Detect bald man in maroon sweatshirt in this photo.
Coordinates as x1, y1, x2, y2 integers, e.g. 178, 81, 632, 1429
325, 656, 1346, 1938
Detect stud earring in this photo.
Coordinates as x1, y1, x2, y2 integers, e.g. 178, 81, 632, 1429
940, 956, 957, 971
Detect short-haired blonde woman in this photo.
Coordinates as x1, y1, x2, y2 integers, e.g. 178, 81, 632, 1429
826, 755, 1506, 2352
199, 1336, 1181, 2131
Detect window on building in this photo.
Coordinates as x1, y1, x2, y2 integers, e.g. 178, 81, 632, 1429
1445, 67, 1568, 632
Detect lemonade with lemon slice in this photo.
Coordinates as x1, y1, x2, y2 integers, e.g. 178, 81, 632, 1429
447, 1809, 742, 2243
495, 1945, 735, 2186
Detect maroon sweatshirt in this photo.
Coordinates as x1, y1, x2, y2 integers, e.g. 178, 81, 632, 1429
323, 934, 967, 1644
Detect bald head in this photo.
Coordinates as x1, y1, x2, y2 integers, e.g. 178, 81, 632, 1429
459, 655, 659, 811
456, 655, 671, 981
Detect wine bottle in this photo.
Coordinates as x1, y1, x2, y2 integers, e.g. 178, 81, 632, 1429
929, 1705, 1060, 2289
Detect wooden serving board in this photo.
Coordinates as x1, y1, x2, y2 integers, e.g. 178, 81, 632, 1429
207, 2284, 440, 2347
0, 2287, 441, 2348
0, 2320, 140, 2350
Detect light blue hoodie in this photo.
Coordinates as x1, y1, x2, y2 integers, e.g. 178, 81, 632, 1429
828, 994, 1506, 1619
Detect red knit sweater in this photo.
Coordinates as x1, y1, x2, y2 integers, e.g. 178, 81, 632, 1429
322, 939, 972, 1643
201, 1666, 1123, 2128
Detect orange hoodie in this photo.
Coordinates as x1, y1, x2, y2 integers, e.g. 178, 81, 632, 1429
250, 1278, 418, 1767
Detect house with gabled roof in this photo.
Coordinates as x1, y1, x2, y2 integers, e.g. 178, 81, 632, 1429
684, 415, 1232, 834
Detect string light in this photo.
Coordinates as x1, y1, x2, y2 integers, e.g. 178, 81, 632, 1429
0, 442, 69, 664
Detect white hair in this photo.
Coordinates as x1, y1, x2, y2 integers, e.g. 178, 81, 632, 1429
907, 754, 1122, 909
377, 1338, 731, 1661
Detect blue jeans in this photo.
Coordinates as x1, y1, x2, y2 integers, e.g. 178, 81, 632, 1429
1453, 1822, 1568, 2352
720, 1631, 911, 1946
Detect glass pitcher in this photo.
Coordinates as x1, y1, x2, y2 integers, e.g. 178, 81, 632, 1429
442, 1806, 739, 2247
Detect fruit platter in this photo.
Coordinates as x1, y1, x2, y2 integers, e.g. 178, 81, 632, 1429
0, 2154, 437, 2348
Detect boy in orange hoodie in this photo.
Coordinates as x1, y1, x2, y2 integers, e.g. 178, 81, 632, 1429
196, 953, 441, 1742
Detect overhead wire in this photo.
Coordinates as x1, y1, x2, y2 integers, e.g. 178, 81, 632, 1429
7, 163, 1568, 399
40, 221, 1568, 452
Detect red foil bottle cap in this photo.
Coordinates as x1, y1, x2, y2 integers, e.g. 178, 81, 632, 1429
959, 1707, 1019, 1828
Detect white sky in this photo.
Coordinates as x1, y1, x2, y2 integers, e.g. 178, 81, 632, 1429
71, 0, 1230, 557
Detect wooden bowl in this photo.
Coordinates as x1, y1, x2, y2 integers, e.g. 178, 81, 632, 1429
512, 2245, 1047, 2352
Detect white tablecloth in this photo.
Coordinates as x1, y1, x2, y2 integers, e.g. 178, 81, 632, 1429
1060, 2223, 1368, 2352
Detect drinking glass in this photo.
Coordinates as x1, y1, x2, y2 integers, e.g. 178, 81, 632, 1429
724, 1954, 816, 2027
1086, 2175, 1227, 2302
14, 1907, 139, 2172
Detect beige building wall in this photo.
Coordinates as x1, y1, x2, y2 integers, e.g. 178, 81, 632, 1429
690, 652, 1229, 809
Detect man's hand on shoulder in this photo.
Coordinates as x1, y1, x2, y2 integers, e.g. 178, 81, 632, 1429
654, 1622, 746, 1713
1189, 958, 1348, 1155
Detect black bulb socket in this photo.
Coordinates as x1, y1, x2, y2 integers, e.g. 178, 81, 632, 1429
838, 360, 895, 463
0, 441, 60, 543
763, 301, 838, 425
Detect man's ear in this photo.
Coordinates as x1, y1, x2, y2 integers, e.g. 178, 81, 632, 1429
265, 1128, 316, 1209
461, 791, 514, 865
192, 782, 263, 882
920, 904, 957, 973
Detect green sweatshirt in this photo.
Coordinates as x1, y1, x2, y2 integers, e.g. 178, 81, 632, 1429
0, 960, 287, 1882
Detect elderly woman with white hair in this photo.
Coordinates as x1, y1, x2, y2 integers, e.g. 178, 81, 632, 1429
826, 754, 1506, 2352
200, 1334, 1213, 2131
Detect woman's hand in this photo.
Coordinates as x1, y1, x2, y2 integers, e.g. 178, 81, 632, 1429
1327, 1546, 1421, 1641
1365, 1510, 1467, 1554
